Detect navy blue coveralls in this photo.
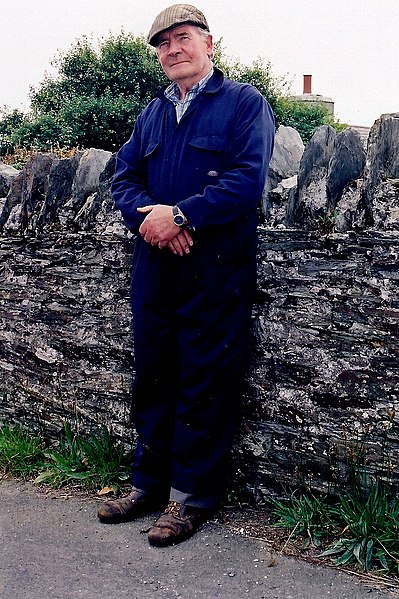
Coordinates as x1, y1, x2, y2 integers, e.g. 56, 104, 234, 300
112, 67, 275, 508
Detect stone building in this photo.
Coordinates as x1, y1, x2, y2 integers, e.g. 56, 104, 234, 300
292, 74, 335, 115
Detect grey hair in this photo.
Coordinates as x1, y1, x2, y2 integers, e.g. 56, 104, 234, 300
197, 26, 213, 60
197, 26, 211, 39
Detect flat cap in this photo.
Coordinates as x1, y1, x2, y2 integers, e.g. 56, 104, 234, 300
148, 4, 209, 46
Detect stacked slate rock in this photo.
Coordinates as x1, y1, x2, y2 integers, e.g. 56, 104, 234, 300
261, 125, 304, 226
263, 114, 399, 234
0, 148, 117, 236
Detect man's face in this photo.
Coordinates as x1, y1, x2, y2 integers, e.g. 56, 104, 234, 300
156, 24, 213, 90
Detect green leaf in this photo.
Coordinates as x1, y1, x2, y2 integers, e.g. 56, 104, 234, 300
335, 547, 356, 566
33, 470, 53, 484
353, 541, 363, 564
319, 542, 346, 557
365, 539, 374, 573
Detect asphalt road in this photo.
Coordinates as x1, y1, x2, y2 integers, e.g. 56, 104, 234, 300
0, 480, 394, 599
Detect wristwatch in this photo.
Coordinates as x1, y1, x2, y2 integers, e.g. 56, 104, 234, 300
172, 205, 187, 227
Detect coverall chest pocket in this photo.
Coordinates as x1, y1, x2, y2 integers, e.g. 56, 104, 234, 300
188, 135, 230, 183
142, 139, 161, 191
143, 140, 160, 159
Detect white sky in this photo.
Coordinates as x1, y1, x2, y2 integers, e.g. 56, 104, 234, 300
1, 0, 398, 126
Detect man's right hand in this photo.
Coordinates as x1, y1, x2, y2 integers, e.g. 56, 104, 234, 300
166, 228, 194, 256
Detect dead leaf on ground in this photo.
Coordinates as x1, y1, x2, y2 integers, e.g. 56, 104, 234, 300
97, 486, 114, 496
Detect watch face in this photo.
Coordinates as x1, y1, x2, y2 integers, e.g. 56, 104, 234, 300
174, 214, 185, 226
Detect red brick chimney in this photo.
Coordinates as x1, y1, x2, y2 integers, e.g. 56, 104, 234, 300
303, 75, 312, 94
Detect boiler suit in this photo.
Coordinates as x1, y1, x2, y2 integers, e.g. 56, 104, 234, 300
111, 67, 275, 508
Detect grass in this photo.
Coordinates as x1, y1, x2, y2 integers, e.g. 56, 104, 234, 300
322, 483, 399, 573
0, 425, 46, 477
0, 422, 133, 493
272, 490, 336, 548
272, 482, 399, 575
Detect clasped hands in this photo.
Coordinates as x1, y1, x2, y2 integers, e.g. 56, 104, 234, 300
137, 205, 193, 256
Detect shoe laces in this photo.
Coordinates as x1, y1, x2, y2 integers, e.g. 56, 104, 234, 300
164, 501, 181, 518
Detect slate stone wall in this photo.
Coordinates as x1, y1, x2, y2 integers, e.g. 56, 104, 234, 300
1, 117, 398, 498
243, 228, 399, 498
0, 233, 133, 441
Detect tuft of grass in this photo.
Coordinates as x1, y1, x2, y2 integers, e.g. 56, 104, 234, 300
35, 422, 132, 492
0, 425, 46, 477
0, 421, 133, 492
272, 490, 336, 548
321, 482, 399, 573
273, 482, 399, 574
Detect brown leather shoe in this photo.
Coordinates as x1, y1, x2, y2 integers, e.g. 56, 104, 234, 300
97, 488, 161, 524
148, 501, 208, 547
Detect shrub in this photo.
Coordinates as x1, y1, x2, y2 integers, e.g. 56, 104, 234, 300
0, 108, 27, 155
9, 33, 167, 152
277, 97, 346, 144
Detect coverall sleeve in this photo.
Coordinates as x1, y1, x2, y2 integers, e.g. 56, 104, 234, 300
177, 87, 275, 230
111, 118, 156, 233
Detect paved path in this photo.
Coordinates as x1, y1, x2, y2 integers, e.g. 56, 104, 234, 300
0, 480, 394, 599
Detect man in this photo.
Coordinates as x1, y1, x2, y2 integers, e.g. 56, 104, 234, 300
98, 4, 275, 547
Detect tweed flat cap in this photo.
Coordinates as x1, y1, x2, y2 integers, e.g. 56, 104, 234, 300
148, 4, 209, 46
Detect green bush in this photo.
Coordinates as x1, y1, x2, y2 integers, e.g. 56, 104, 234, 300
8, 33, 167, 153
10, 114, 63, 152
30, 34, 166, 114
0, 108, 27, 155
277, 97, 346, 144
54, 92, 143, 150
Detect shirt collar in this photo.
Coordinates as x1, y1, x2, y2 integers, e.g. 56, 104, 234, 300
164, 67, 214, 105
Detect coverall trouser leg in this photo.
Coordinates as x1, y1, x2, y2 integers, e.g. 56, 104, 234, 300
130, 235, 257, 508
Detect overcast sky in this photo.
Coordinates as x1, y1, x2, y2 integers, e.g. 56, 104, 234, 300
1, 0, 398, 126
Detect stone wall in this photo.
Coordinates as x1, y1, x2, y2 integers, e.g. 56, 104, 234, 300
245, 228, 398, 497
0, 116, 398, 499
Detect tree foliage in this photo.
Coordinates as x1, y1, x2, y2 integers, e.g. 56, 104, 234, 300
0, 108, 26, 155
213, 41, 289, 126
277, 97, 345, 143
0, 32, 343, 155
3, 33, 167, 153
